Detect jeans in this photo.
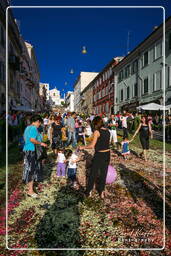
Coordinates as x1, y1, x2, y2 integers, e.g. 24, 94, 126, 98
123, 127, 129, 138
75, 128, 79, 141
67, 131, 77, 148
67, 168, 77, 181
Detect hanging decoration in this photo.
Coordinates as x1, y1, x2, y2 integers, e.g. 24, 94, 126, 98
70, 69, 74, 74
82, 46, 87, 54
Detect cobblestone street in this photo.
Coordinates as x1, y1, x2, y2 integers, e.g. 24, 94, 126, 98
0, 140, 171, 256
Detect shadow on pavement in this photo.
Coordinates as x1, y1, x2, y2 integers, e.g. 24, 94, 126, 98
35, 183, 85, 256
119, 163, 171, 232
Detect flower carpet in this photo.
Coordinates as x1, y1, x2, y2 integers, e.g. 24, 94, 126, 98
0, 144, 171, 256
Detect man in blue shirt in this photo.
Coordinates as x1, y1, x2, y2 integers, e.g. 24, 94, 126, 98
66, 112, 77, 148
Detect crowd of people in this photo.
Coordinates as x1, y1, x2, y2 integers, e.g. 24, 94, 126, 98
0, 109, 169, 197
18, 110, 171, 199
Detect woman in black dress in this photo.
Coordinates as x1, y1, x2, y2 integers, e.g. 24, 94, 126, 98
79, 116, 110, 199
131, 116, 152, 161
50, 116, 63, 154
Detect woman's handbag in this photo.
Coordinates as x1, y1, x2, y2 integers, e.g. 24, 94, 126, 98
35, 144, 47, 160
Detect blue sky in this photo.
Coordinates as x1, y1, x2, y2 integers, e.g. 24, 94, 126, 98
11, 0, 171, 97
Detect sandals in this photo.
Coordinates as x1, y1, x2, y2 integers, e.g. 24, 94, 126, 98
100, 191, 105, 199
85, 191, 92, 198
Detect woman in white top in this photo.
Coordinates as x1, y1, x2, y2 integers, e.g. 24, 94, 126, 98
47, 115, 55, 141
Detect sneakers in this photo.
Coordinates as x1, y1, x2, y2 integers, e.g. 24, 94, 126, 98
73, 182, 77, 188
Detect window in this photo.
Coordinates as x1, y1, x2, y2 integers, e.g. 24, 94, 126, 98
120, 89, 123, 101
125, 65, 130, 78
53, 93, 55, 96
106, 102, 109, 112
169, 33, 171, 50
156, 42, 162, 59
106, 86, 108, 95
131, 60, 138, 74
143, 77, 148, 94
154, 42, 162, 60
134, 83, 138, 97
0, 62, 5, 81
118, 70, 123, 82
108, 70, 110, 78
127, 87, 130, 99
143, 51, 148, 66
0, 25, 5, 47
168, 66, 171, 87
153, 71, 162, 91
156, 70, 162, 90
17, 81, 20, 94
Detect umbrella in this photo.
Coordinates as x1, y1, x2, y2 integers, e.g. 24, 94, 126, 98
136, 103, 169, 111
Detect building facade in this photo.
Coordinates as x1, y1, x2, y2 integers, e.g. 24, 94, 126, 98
8, 6, 23, 112
49, 88, 61, 107
73, 72, 98, 112
114, 17, 171, 113
92, 57, 123, 115
39, 83, 47, 111
0, 0, 41, 113
80, 82, 94, 114
39, 82, 51, 111
65, 91, 74, 112
25, 42, 40, 111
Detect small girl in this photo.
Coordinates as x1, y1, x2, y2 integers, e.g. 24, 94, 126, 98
66, 149, 80, 187
121, 136, 131, 159
57, 148, 66, 177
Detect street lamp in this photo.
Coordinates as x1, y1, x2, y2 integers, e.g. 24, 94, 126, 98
82, 46, 87, 54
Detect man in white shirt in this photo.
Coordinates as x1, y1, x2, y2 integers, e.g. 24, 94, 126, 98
108, 114, 118, 145
43, 115, 49, 133
120, 113, 129, 138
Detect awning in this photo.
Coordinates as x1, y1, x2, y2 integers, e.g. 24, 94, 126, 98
166, 104, 171, 109
137, 103, 169, 111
